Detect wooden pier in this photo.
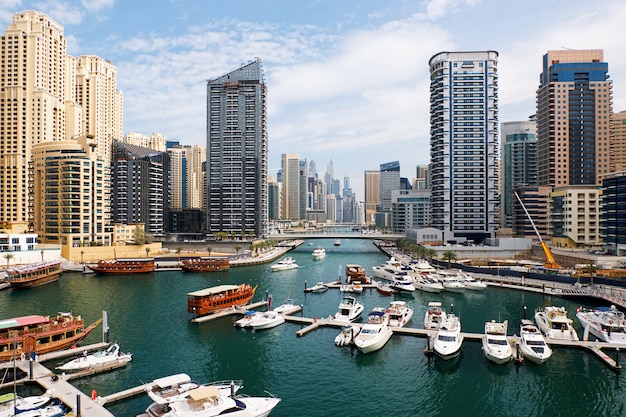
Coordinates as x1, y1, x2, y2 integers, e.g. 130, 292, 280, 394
190, 301, 268, 323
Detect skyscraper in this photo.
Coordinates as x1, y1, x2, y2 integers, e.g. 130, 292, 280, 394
379, 161, 400, 212
428, 51, 499, 243
206, 59, 268, 238
501, 119, 537, 229
281, 153, 301, 220
536, 49, 612, 187
364, 170, 380, 226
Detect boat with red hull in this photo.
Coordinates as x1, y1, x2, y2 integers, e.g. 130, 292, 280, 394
0, 312, 102, 361
6, 261, 62, 289
87, 258, 155, 274
187, 284, 257, 316
180, 257, 230, 272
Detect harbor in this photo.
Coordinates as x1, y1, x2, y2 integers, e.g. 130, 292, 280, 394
2, 238, 626, 416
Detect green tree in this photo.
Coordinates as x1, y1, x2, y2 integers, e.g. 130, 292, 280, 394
442, 250, 457, 269
234, 245, 242, 256
4, 253, 14, 269
134, 227, 146, 245
145, 247, 151, 258
206, 246, 213, 257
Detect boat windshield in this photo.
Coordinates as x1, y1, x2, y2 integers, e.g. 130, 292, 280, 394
437, 335, 457, 342
487, 338, 508, 345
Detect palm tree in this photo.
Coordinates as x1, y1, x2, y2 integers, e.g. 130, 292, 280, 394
206, 246, 213, 257
40, 250, 45, 262
442, 250, 457, 269
145, 247, 151, 258
4, 253, 14, 269
234, 245, 242, 256
176, 247, 183, 263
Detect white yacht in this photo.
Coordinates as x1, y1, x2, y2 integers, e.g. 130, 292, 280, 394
434, 310, 463, 360
372, 257, 414, 281
56, 342, 132, 372
311, 247, 326, 260
409, 259, 437, 274
482, 320, 512, 365
270, 257, 298, 271
576, 305, 626, 344
387, 301, 413, 328
307, 281, 328, 293
414, 273, 444, 293
144, 375, 280, 417
459, 271, 487, 290
517, 319, 552, 364
424, 301, 447, 330
353, 309, 393, 354
439, 272, 466, 293
534, 306, 579, 341
334, 296, 365, 323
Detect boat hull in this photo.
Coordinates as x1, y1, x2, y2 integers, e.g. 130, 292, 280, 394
180, 258, 230, 272
87, 258, 155, 274
187, 284, 257, 316
7, 262, 62, 289
354, 328, 392, 354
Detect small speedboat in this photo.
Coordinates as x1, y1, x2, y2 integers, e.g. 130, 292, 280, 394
272, 299, 300, 314
375, 280, 395, 296
13, 402, 67, 417
439, 273, 466, 293
535, 306, 579, 341
0, 394, 52, 414
424, 301, 447, 330
517, 319, 552, 364
414, 273, 444, 293
334, 296, 365, 323
387, 301, 413, 328
307, 281, 328, 293
270, 257, 298, 271
459, 271, 487, 290
245, 310, 285, 330
56, 342, 132, 372
334, 325, 361, 346
482, 320, 512, 365
340, 283, 363, 293
234, 310, 261, 328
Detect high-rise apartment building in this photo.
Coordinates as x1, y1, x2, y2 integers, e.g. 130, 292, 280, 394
364, 170, 380, 226
281, 153, 301, 220
167, 143, 206, 211
501, 119, 537, 229
30, 137, 111, 251
379, 161, 400, 212
428, 51, 500, 243
611, 111, 626, 172
123, 132, 167, 152
111, 141, 168, 236
536, 49, 612, 187
206, 59, 268, 238
74, 55, 123, 161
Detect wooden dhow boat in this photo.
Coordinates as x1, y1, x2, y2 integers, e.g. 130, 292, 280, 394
0, 312, 102, 362
180, 257, 230, 272
87, 258, 155, 275
6, 261, 62, 289
187, 284, 258, 316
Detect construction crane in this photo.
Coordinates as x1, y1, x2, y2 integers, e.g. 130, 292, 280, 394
514, 192, 561, 270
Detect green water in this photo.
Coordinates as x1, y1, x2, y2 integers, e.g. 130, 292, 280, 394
1, 239, 625, 417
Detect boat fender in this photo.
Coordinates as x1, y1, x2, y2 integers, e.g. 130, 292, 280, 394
91, 389, 97, 400
609, 320, 614, 325
62, 322, 67, 328
314, 316, 317, 323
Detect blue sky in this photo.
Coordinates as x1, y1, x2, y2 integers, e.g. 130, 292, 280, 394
1, 0, 626, 200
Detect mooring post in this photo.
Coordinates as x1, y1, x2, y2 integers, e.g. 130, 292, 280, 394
76, 393, 81, 417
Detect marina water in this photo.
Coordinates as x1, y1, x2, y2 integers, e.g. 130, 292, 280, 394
2, 239, 626, 417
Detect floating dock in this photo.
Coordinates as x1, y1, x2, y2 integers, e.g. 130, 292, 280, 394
190, 301, 268, 323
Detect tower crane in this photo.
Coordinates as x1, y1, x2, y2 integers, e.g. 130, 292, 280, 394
514, 192, 561, 270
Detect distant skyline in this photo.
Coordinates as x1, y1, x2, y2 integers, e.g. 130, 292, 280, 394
2, 1, 626, 200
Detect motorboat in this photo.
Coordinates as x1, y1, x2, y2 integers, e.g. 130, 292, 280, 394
270, 257, 298, 271
56, 342, 132, 372
375, 280, 395, 296
576, 305, 626, 344
272, 299, 300, 314
345, 264, 371, 284
414, 273, 444, 293
244, 310, 285, 330
353, 309, 393, 354
387, 301, 413, 328
409, 259, 437, 274
334, 239, 341, 246
11, 401, 68, 417
389, 278, 415, 293
459, 271, 487, 290
307, 282, 328, 293
534, 306, 579, 341
372, 257, 414, 281
517, 319, 552, 364
233, 310, 262, 328
482, 320, 512, 365
434, 309, 463, 360
334, 325, 361, 347
439, 272, 466, 293
311, 247, 326, 260
144, 374, 279, 417
424, 301, 447, 330
0, 394, 53, 414
334, 296, 365, 323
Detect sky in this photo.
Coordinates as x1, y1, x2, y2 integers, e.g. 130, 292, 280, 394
1, 0, 626, 201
